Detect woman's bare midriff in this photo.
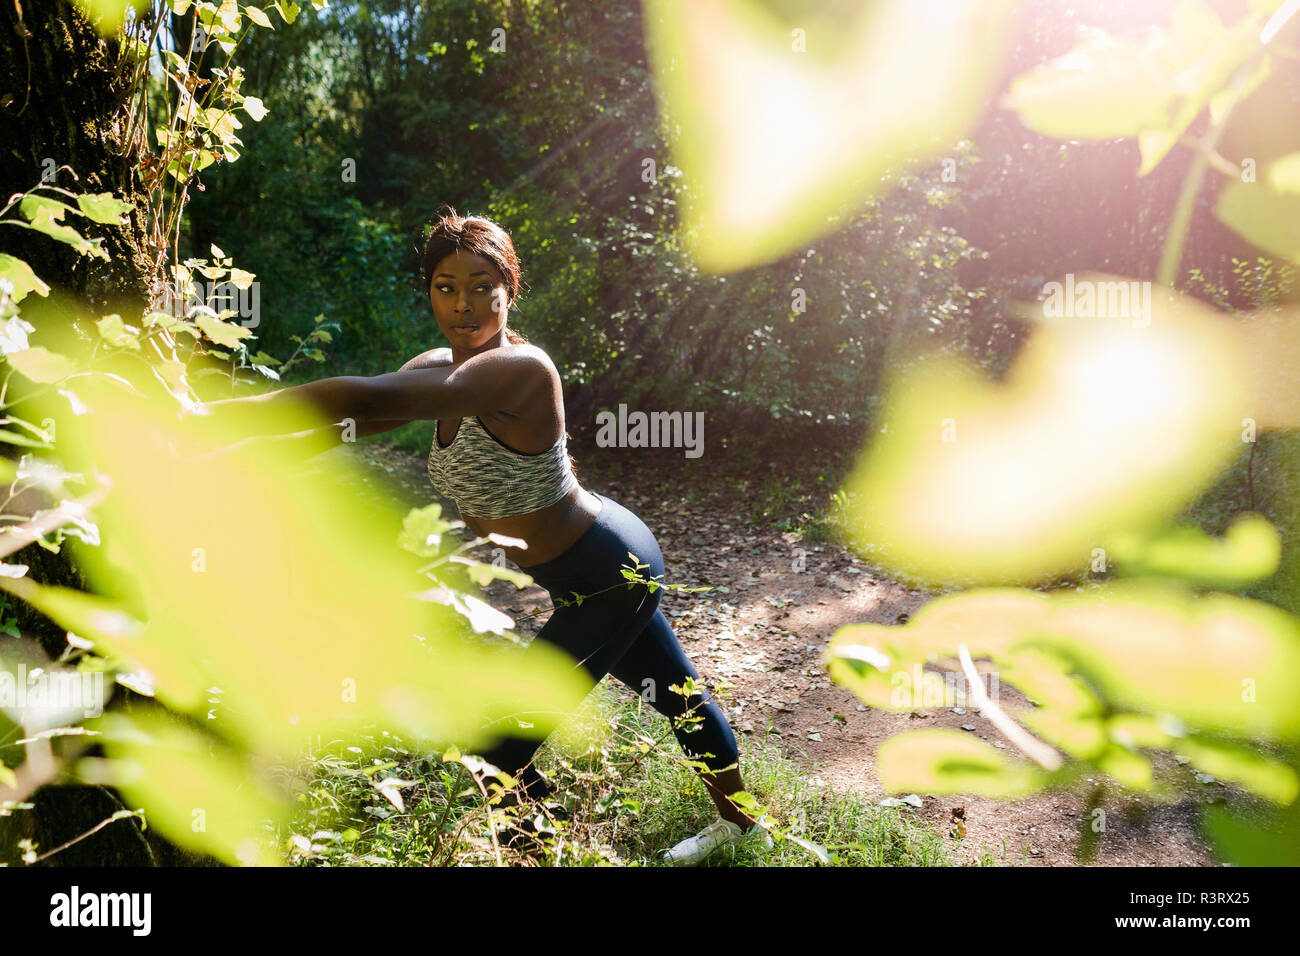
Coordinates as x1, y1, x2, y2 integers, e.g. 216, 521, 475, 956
434, 345, 600, 568
458, 486, 603, 568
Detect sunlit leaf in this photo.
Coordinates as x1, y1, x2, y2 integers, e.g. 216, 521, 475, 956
1018, 703, 1108, 761
5, 346, 79, 384
193, 311, 253, 348
19, 195, 73, 223
459, 594, 514, 635
876, 728, 1047, 797
643, 0, 1015, 272
1216, 181, 1300, 264
245, 5, 273, 29
999, 646, 1102, 722
83, 710, 289, 866
1269, 151, 1300, 194
142, 311, 189, 335
1003, 2, 1269, 176
1003, 28, 1172, 139
1173, 736, 1298, 804
1107, 513, 1282, 586
0, 254, 51, 302
1095, 742, 1154, 790
1013, 583, 1300, 741
1108, 713, 1181, 749
397, 502, 455, 557
0, 317, 36, 357
21, 206, 100, 257
95, 315, 142, 351
273, 1, 300, 24
1207, 54, 1272, 125
461, 561, 533, 589
839, 280, 1252, 586
830, 579, 1300, 742
75, 193, 133, 225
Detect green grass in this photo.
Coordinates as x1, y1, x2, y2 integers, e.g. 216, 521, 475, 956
276, 682, 957, 867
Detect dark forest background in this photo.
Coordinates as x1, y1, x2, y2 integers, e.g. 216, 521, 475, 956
180, 0, 1296, 451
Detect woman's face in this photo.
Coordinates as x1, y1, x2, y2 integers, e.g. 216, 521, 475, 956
428, 249, 510, 350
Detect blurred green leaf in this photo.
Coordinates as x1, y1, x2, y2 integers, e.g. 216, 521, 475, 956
49, 374, 591, 760
833, 580, 1300, 741
1204, 777, 1300, 864
1002, 1, 1269, 175
1173, 737, 1298, 804
1269, 151, 1300, 194
877, 728, 1047, 797
643, 0, 1015, 272
839, 281, 1248, 586
5, 346, 79, 384
1108, 513, 1282, 586
84, 710, 289, 866
96, 315, 142, 351
1216, 181, 1300, 264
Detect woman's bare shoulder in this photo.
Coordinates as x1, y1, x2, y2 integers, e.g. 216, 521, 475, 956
398, 347, 453, 371
509, 342, 559, 375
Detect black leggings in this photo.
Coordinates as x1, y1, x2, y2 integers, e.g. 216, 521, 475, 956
475, 492, 740, 801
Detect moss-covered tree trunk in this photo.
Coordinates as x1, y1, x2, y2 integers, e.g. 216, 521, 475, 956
0, 0, 157, 309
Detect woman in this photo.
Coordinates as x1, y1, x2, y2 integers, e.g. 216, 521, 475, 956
194, 209, 770, 865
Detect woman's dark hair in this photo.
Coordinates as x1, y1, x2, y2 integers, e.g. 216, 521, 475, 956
419, 206, 529, 345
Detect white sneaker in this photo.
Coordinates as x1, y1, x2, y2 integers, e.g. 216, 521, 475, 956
662, 817, 774, 866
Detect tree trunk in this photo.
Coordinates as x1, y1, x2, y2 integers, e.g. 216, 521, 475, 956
0, 0, 156, 311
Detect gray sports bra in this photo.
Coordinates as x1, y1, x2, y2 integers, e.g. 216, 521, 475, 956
426, 415, 580, 519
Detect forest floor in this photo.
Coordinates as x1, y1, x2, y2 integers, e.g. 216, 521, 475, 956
342, 430, 1235, 867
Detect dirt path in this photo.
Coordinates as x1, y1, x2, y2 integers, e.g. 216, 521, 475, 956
350, 437, 1223, 866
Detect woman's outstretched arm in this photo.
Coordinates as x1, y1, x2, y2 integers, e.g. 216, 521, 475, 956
194, 375, 375, 438
183, 344, 551, 445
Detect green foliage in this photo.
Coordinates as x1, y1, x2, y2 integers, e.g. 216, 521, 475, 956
278, 685, 954, 867
825, 0, 1300, 866
9, 0, 1300, 869
0, 54, 574, 866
